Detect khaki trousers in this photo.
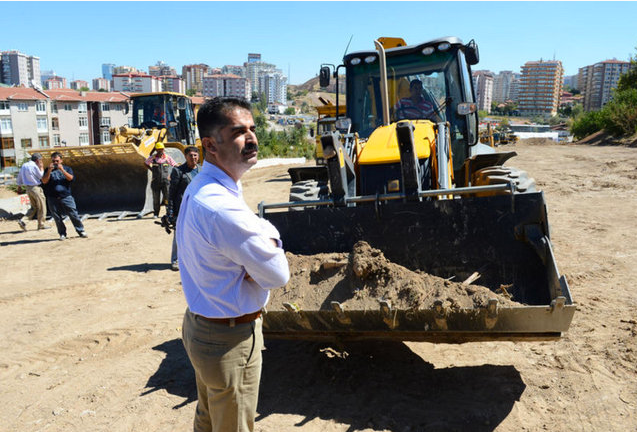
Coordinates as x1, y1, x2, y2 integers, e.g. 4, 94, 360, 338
182, 308, 263, 432
21, 185, 47, 228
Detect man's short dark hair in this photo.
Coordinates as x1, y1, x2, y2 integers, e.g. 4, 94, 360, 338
197, 97, 252, 140
30, 153, 42, 162
184, 146, 199, 156
410, 79, 423, 89
51, 151, 63, 159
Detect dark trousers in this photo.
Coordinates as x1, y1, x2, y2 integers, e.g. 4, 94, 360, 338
48, 195, 85, 236
152, 182, 169, 217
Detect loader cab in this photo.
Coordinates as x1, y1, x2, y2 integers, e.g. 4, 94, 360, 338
344, 37, 479, 173
131, 92, 197, 146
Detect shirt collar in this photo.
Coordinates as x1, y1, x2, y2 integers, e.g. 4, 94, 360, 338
202, 160, 242, 196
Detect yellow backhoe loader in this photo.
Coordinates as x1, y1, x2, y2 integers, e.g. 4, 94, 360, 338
36, 92, 200, 217
259, 37, 574, 342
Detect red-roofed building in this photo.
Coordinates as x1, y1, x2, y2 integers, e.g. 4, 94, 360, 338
0, 88, 131, 169
0, 87, 50, 169
44, 76, 67, 90
70, 80, 89, 90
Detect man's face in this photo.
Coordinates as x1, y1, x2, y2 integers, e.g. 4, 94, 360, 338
51, 156, 62, 168
186, 150, 199, 168
156, 148, 164, 156
410, 83, 423, 96
203, 108, 258, 181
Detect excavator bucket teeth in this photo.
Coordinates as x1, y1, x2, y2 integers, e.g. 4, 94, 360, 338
262, 192, 574, 342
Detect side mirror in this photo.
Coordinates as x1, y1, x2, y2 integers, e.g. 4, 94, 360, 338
465, 40, 479, 66
457, 103, 477, 116
168, 121, 178, 128
319, 66, 331, 88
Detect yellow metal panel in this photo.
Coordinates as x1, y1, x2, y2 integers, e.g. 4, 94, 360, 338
358, 121, 434, 165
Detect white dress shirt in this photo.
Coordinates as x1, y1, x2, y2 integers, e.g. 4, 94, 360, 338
176, 160, 290, 318
17, 160, 43, 186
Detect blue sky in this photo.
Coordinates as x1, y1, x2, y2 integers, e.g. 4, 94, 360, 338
2, 1, 636, 85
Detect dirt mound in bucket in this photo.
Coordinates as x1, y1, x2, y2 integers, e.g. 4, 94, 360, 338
269, 241, 522, 312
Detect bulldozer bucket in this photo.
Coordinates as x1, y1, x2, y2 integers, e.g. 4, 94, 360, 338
262, 191, 574, 342
37, 144, 185, 215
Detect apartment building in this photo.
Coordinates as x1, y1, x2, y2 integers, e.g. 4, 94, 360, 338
0, 50, 41, 88
222, 65, 245, 77
258, 72, 287, 104
70, 80, 89, 90
46, 90, 129, 148
578, 60, 632, 111
182, 64, 210, 94
0, 87, 49, 170
0, 88, 130, 170
518, 60, 564, 117
113, 73, 161, 93
45, 76, 67, 90
160, 75, 186, 94
492, 71, 518, 103
472, 70, 494, 113
149, 61, 177, 77
202, 74, 251, 99
92, 77, 111, 92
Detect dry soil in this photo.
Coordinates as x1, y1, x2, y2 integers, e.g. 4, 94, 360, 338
1, 139, 636, 431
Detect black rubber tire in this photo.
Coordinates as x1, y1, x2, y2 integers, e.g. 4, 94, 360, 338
289, 179, 329, 210
472, 165, 537, 193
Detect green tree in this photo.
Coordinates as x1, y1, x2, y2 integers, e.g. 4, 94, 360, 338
571, 110, 607, 139
79, 86, 90, 92
186, 89, 197, 97
602, 88, 637, 136
617, 46, 637, 92
284, 107, 296, 115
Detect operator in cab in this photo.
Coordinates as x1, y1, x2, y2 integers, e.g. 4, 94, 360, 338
393, 79, 442, 122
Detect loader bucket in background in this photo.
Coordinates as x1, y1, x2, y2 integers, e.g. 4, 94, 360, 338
38, 143, 153, 214
262, 191, 575, 342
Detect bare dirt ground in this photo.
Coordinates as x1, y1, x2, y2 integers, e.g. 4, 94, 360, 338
1, 139, 636, 432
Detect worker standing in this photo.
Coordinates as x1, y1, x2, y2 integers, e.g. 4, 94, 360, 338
167, 146, 200, 271
177, 97, 289, 432
16, 152, 50, 231
145, 142, 177, 218
41, 152, 88, 240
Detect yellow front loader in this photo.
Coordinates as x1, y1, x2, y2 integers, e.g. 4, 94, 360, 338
37, 92, 200, 216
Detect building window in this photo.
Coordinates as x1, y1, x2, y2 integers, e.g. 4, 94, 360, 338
1, 137, 15, 149
79, 116, 88, 129
78, 102, 87, 113
0, 101, 9, 113
1, 155, 16, 169
0, 118, 12, 133
53, 134, 61, 147
36, 100, 47, 113
101, 130, 111, 144
114, 104, 123, 111
18, 102, 28, 112
79, 133, 89, 145
52, 118, 59, 130
21, 138, 32, 149
38, 136, 49, 148
100, 117, 111, 127
36, 117, 48, 132
101, 102, 110, 111
51, 103, 58, 113
64, 104, 72, 111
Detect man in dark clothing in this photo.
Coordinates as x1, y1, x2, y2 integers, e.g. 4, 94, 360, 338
167, 146, 200, 270
145, 142, 178, 218
41, 152, 88, 241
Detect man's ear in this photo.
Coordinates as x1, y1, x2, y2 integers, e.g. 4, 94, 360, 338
202, 136, 217, 155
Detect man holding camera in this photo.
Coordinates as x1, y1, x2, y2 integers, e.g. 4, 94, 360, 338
41, 152, 87, 241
